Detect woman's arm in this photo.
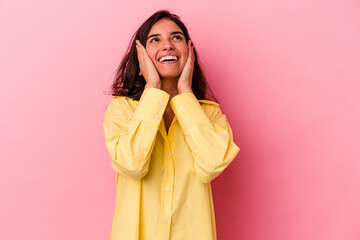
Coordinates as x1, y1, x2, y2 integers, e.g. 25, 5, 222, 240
170, 92, 240, 183
103, 87, 170, 180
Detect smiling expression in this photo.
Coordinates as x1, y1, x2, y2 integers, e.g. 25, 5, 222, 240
145, 18, 189, 80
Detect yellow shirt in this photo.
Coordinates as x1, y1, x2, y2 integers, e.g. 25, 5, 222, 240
103, 87, 240, 240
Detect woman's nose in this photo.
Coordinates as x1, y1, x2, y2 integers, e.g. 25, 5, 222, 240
161, 39, 175, 50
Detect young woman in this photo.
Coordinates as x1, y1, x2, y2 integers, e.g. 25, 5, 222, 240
103, 9, 240, 240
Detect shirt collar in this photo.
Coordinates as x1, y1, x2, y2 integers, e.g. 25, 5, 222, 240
198, 99, 220, 106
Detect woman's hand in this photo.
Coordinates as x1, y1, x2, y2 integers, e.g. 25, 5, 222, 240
135, 40, 161, 89
177, 40, 195, 94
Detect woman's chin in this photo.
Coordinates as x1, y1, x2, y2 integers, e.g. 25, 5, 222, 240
159, 72, 181, 80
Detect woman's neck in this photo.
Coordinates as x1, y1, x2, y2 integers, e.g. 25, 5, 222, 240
160, 77, 179, 98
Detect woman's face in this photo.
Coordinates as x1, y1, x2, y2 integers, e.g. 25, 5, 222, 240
145, 18, 189, 80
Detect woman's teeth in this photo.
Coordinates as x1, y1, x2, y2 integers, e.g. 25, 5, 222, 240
159, 55, 178, 62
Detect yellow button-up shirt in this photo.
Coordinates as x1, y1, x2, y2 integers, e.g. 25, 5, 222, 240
103, 87, 240, 240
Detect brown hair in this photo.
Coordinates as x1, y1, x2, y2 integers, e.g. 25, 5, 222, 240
111, 9, 218, 102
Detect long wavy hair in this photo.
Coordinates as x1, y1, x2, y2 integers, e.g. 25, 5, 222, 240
111, 9, 218, 103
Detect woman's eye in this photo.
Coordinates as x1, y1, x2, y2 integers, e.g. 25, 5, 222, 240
149, 35, 182, 43
150, 38, 159, 43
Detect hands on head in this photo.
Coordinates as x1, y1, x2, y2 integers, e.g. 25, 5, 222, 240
135, 39, 194, 93
135, 40, 161, 89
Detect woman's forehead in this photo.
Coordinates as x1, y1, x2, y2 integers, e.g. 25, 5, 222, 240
148, 19, 183, 36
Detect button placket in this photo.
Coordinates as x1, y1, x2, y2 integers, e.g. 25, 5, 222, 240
160, 149, 174, 234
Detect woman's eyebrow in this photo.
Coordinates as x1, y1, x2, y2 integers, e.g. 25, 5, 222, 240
147, 31, 184, 40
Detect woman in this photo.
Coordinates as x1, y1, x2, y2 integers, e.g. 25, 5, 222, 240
103, 9, 240, 240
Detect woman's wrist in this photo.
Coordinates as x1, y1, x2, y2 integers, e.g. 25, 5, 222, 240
145, 82, 161, 89
178, 88, 193, 94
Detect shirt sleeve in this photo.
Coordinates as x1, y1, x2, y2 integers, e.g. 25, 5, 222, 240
103, 87, 170, 181
170, 92, 240, 183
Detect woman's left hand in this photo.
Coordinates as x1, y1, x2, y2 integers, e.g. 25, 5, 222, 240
177, 40, 195, 94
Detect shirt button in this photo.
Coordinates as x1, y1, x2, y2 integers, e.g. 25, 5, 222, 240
160, 102, 163, 106
185, 116, 190, 121
165, 186, 170, 191
155, 115, 160, 119
180, 106, 183, 110
163, 219, 168, 224
167, 154, 171, 158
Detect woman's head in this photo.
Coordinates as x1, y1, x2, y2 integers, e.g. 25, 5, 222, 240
111, 9, 217, 102
144, 18, 189, 81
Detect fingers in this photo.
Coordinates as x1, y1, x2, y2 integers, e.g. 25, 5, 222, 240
135, 40, 143, 75
187, 40, 195, 63
135, 40, 160, 84
136, 40, 146, 57
187, 40, 191, 60
185, 40, 195, 68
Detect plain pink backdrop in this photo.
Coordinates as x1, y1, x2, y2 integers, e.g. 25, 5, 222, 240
1, 0, 360, 239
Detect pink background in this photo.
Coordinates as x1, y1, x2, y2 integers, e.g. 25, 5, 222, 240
1, 0, 360, 239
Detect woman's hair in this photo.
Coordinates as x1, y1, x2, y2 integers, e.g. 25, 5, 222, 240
111, 9, 218, 103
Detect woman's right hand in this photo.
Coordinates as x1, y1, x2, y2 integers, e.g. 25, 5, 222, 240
136, 40, 161, 89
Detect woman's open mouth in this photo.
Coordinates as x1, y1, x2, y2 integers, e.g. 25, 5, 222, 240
158, 55, 179, 64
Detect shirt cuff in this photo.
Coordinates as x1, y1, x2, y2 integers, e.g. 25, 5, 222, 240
170, 92, 209, 133
132, 87, 170, 123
